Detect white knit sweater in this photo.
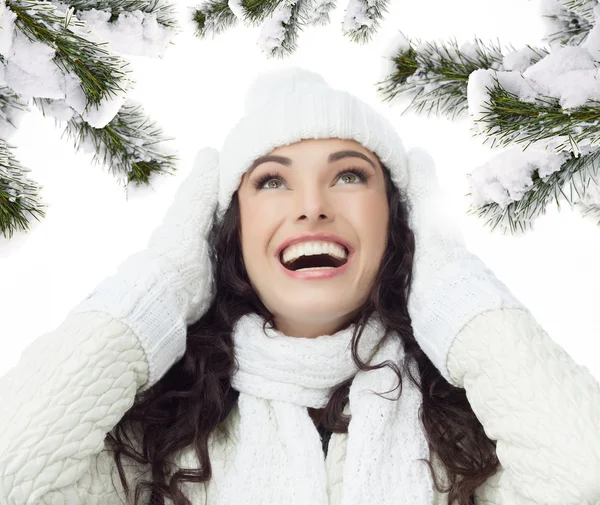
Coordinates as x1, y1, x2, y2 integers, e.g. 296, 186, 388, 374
1, 306, 600, 505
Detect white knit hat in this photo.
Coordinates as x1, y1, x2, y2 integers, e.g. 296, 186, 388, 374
216, 67, 410, 224
70, 66, 527, 392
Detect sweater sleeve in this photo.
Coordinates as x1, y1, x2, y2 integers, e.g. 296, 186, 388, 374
0, 310, 153, 505
444, 307, 600, 505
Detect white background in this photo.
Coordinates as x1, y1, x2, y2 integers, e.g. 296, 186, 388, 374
1, 0, 599, 382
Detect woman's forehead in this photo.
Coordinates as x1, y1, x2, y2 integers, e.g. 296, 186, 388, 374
269, 137, 371, 154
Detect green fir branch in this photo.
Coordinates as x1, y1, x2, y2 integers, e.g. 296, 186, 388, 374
542, 0, 597, 46
192, 0, 238, 38
241, 0, 284, 26
0, 140, 47, 240
7, 0, 130, 108
0, 87, 30, 134
542, 8, 594, 46
302, 0, 336, 27
58, 0, 180, 28
562, 0, 598, 23
342, 0, 390, 44
578, 202, 600, 223
193, 0, 338, 39
376, 36, 504, 119
466, 148, 600, 234
474, 76, 600, 153
376, 36, 548, 120
56, 100, 178, 186
268, 0, 307, 58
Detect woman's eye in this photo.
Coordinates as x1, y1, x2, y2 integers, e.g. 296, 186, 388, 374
339, 173, 360, 184
253, 168, 369, 190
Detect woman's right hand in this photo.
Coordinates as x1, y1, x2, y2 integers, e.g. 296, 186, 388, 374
68, 147, 220, 392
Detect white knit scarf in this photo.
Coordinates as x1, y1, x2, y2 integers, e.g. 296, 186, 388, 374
215, 311, 435, 505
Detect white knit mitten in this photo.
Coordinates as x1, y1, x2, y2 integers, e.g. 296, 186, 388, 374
69, 147, 220, 392
405, 147, 527, 388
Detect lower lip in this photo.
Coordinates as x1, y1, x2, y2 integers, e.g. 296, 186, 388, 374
276, 251, 355, 280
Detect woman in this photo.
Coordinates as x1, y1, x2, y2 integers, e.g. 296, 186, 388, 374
1, 68, 599, 505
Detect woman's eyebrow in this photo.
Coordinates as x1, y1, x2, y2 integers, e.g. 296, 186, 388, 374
247, 150, 377, 176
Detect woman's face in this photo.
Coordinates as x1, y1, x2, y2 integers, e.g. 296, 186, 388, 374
237, 138, 389, 338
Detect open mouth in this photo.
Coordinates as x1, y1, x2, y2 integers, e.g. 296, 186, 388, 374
280, 249, 349, 271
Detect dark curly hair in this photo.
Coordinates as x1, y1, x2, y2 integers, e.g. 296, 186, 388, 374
105, 158, 500, 505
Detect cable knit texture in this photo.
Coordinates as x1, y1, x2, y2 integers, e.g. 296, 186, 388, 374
1, 308, 600, 505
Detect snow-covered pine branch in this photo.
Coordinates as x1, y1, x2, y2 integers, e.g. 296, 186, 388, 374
0, 0, 180, 238
468, 63, 600, 155
467, 4, 600, 231
0, 82, 29, 139
468, 2, 600, 156
377, 2, 600, 233
0, 139, 47, 238
56, 0, 179, 28
0, 86, 47, 238
54, 0, 181, 57
541, 0, 597, 46
192, 0, 239, 38
1, 0, 131, 115
376, 32, 549, 120
303, 0, 335, 27
563, 0, 598, 22
257, 0, 304, 58
341, 0, 390, 44
35, 97, 178, 189
192, 0, 390, 58
466, 147, 600, 234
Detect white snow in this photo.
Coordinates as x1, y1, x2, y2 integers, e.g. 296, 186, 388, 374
503, 46, 544, 72
469, 0, 600, 123
342, 0, 375, 32
75, 8, 178, 58
467, 68, 504, 126
304, 0, 332, 25
468, 46, 600, 149
0, 0, 176, 128
464, 1, 600, 219
228, 0, 245, 20
458, 40, 483, 62
0, 96, 28, 140
257, 1, 294, 54
582, 3, 600, 57
522, 46, 600, 109
38, 99, 76, 122
468, 148, 570, 209
0, 1, 16, 55
379, 31, 410, 77
79, 82, 130, 129
538, 0, 587, 49
2, 31, 66, 100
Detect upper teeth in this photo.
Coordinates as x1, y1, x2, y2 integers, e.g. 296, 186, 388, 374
281, 241, 348, 265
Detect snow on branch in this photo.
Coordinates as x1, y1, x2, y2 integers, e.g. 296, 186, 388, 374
541, 0, 597, 46
467, 146, 600, 234
58, 0, 181, 57
378, 4, 600, 233
376, 33, 545, 120
192, 0, 390, 58
0, 0, 180, 238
